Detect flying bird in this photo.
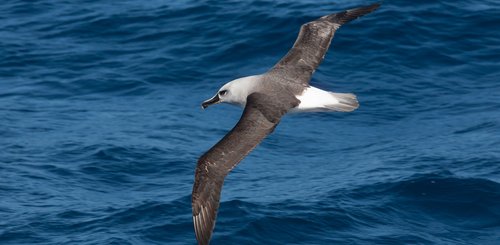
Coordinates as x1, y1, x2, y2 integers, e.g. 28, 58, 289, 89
192, 3, 380, 244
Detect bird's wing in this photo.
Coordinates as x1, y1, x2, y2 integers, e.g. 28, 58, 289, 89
268, 3, 380, 86
192, 92, 299, 245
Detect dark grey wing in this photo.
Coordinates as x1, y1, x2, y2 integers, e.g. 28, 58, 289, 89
192, 93, 299, 245
268, 3, 380, 86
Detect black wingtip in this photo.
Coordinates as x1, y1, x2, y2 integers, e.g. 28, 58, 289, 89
323, 2, 381, 25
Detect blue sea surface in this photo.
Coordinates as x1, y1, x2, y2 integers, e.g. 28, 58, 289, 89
1, 0, 500, 244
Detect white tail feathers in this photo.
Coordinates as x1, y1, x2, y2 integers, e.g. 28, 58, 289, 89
327, 92, 359, 112
292, 86, 359, 113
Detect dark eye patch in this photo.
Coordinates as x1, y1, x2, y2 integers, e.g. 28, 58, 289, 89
219, 90, 227, 96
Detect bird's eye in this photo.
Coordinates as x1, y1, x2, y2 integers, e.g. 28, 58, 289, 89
219, 90, 227, 96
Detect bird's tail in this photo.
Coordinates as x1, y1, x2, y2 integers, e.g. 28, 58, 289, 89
293, 86, 358, 112
325, 92, 359, 112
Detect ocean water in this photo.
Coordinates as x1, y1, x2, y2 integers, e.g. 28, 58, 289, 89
1, 0, 500, 244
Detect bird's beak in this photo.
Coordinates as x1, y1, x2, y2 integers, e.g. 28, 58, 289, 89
201, 94, 220, 109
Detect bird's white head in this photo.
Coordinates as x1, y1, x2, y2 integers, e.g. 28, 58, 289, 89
202, 75, 261, 109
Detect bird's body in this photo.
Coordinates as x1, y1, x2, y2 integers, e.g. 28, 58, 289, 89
192, 3, 381, 244
214, 74, 359, 112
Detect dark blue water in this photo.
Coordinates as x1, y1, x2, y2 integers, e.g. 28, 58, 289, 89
1, 0, 500, 244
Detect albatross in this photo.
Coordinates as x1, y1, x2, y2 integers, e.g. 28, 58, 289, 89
192, 3, 380, 244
